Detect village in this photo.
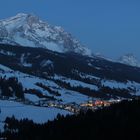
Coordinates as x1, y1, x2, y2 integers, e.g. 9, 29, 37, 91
0, 95, 122, 114
32, 98, 122, 114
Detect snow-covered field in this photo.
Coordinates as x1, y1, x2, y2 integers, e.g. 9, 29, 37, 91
57, 89, 89, 104
54, 75, 98, 90
0, 100, 71, 131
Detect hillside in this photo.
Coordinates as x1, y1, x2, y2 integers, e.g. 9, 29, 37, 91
0, 14, 140, 135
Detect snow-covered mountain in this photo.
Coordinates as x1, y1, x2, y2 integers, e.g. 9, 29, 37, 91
1, 14, 140, 130
118, 54, 140, 67
0, 13, 91, 55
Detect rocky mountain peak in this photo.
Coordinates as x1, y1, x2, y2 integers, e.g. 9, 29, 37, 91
118, 53, 140, 67
0, 13, 92, 56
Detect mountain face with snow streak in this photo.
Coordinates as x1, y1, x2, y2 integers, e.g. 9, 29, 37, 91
118, 54, 140, 67
0, 13, 91, 55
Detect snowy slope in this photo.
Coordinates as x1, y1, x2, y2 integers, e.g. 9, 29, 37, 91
0, 100, 71, 131
118, 54, 140, 67
0, 13, 91, 56
1, 63, 140, 101
0, 100, 70, 123
0, 64, 89, 104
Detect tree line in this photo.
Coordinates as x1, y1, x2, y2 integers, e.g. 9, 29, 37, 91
1, 99, 140, 140
0, 76, 24, 99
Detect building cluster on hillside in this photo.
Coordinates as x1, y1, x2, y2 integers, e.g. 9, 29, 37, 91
43, 99, 122, 113
24, 98, 123, 113
81, 100, 111, 108
80, 99, 121, 108
0, 94, 122, 114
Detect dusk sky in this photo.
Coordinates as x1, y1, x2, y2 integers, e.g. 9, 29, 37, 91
0, 0, 140, 59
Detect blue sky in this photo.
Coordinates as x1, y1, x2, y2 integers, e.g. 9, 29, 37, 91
0, 0, 140, 59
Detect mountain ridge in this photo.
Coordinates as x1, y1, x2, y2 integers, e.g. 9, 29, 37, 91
118, 53, 140, 67
0, 13, 91, 56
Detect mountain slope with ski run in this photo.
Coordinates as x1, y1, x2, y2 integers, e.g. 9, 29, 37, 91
0, 13, 91, 55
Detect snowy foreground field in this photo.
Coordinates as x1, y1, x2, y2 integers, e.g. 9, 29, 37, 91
0, 100, 71, 131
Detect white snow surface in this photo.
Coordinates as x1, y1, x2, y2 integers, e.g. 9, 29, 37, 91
0, 100, 71, 128
118, 54, 140, 67
0, 13, 92, 56
0, 50, 16, 56
102, 79, 140, 89
0, 64, 13, 72
0, 64, 89, 104
54, 75, 98, 91
25, 93, 40, 102
40, 59, 53, 67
